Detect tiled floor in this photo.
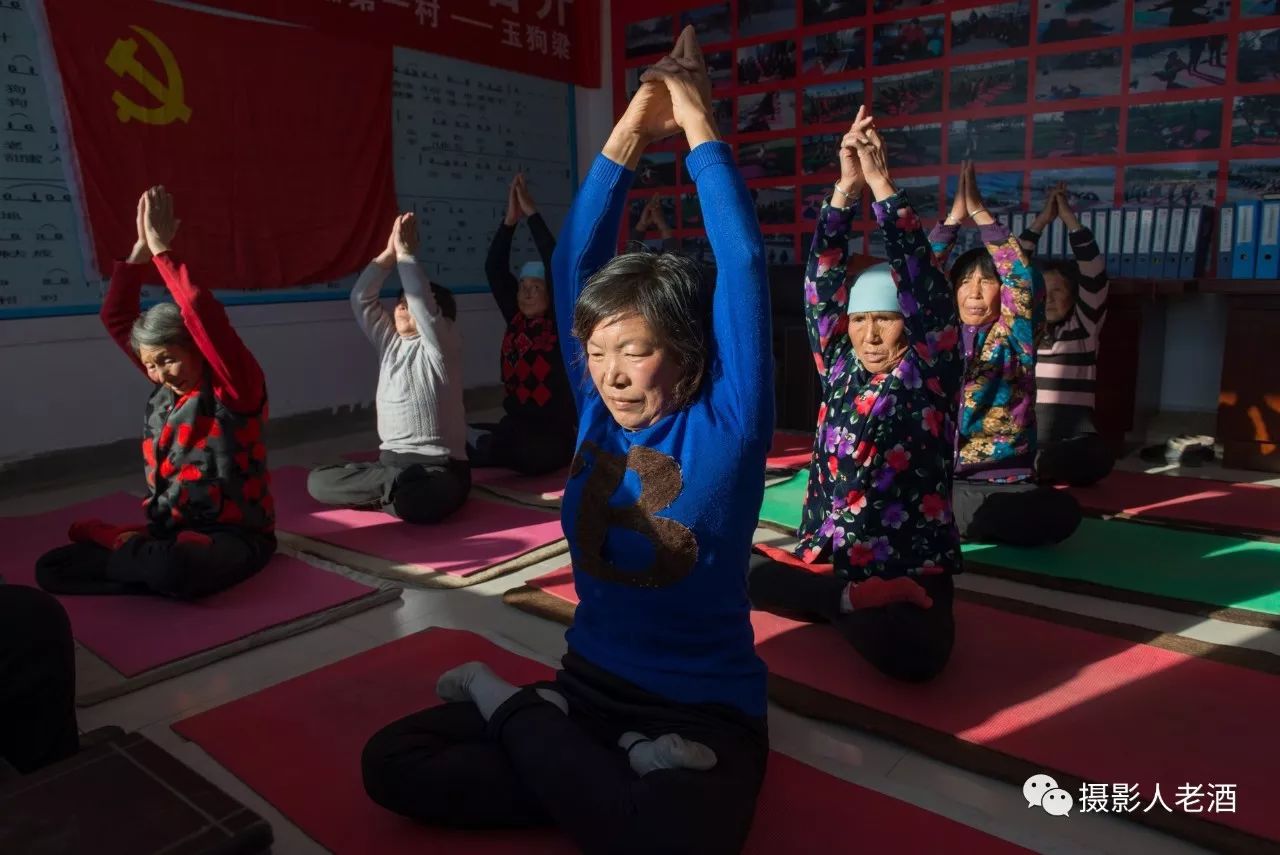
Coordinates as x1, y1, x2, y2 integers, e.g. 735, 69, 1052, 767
9, 428, 1272, 854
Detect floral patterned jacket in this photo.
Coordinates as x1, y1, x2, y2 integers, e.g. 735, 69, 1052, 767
796, 193, 965, 581
929, 221, 1041, 481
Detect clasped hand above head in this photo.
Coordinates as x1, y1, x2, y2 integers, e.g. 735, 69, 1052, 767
835, 105, 897, 206
605, 26, 716, 168
944, 160, 993, 227
374, 212, 420, 270
127, 185, 181, 264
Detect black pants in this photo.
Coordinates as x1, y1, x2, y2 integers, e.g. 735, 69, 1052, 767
1036, 433, 1114, 488
952, 478, 1082, 546
0, 585, 78, 774
34, 528, 275, 600
362, 653, 768, 855
307, 452, 471, 524
468, 416, 575, 477
748, 555, 955, 682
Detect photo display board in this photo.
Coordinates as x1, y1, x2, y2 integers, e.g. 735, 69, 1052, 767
613, 0, 1280, 266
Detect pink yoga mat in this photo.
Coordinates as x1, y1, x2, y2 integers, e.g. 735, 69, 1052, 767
174, 628, 1029, 854
272, 467, 564, 577
472, 466, 568, 502
767, 430, 813, 470
0, 493, 381, 677
525, 568, 1277, 846
1066, 469, 1280, 536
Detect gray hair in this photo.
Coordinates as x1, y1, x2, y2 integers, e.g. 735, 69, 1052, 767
571, 250, 711, 411
129, 302, 192, 353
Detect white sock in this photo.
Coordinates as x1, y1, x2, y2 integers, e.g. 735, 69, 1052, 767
618, 732, 717, 775
437, 662, 567, 721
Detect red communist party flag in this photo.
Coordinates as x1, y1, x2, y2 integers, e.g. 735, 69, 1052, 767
40, 0, 398, 290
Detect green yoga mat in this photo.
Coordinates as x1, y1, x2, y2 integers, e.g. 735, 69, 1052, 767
759, 471, 1280, 624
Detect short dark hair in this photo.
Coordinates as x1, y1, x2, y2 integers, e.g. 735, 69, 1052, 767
397, 285, 457, 322
948, 247, 998, 289
571, 251, 710, 411
1037, 258, 1081, 295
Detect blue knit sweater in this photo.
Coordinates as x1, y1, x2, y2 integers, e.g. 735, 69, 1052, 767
552, 142, 773, 716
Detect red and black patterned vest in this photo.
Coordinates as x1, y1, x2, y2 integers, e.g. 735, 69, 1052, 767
142, 374, 274, 534
501, 312, 569, 421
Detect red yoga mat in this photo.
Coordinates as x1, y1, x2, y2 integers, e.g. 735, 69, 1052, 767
472, 467, 569, 503
524, 568, 1277, 848
1065, 469, 1280, 537
173, 628, 1029, 854
0, 493, 382, 677
271, 467, 564, 578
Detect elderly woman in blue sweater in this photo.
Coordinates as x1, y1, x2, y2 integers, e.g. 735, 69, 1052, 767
361, 27, 773, 854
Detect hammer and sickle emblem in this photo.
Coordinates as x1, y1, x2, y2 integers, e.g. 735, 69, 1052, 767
105, 25, 191, 126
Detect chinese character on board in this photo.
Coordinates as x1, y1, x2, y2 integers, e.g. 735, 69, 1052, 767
1209, 784, 1236, 813
415, 0, 439, 26
1175, 784, 1205, 814
551, 30, 570, 60
1143, 784, 1171, 813
1078, 784, 1109, 814
491, 0, 518, 11
501, 20, 522, 47
526, 24, 547, 54
537, 0, 572, 27
1109, 783, 1141, 814
350, 0, 375, 11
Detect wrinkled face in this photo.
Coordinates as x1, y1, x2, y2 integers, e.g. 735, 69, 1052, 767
518, 276, 550, 318
849, 312, 908, 375
586, 313, 683, 430
1044, 271, 1074, 324
955, 269, 1001, 326
394, 296, 417, 338
138, 342, 203, 395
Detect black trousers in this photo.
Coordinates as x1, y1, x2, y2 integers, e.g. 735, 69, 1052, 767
307, 452, 471, 524
0, 585, 78, 774
362, 653, 768, 855
952, 478, 1082, 546
35, 527, 275, 600
468, 416, 576, 477
1036, 432, 1115, 488
748, 555, 956, 683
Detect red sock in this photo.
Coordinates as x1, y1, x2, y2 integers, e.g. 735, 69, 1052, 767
68, 519, 135, 550
845, 576, 933, 611
752, 543, 834, 575
175, 530, 213, 548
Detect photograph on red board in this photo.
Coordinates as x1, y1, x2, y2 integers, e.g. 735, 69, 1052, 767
682, 4, 732, 44
801, 184, 834, 220
625, 66, 642, 100
681, 235, 715, 266
950, 59, 1029, 110
629, 196, 676, 231
763, 233, 798, 266
707, 50, 735, 89
1127, 98, 1222, 152
740, 0, 798, 38
1122, 163, 1216, 206
739, 90, 798, 132
1032, 107, 1120, 158
738, 138, 798, 179
802, 133, 841, 174
948, 116, 1025, 163
804, 0, 867, 25
1232, 95, 1280, 148
1035, 48, 1122, 101
634, 152, 677, 188
1226, 159, 1280, 200
1134, 0, 1229, 31
1032, 167, 1115, 209
802, 27, 866, 75
872, 69, 943, 116
950, 1, 1031, 55
1129, 36, 1227, 92
946, 171, 1023, 214
712, 97, 735, 136
754, 186, 797, 225
886, 122, 943, 166
681, 193, 704, 228
625, 15, 673, 58
1037, 0, 1124, 44
873, 16, 945, 66
1238, 29, 1280, 84
738, 39, 797, 84
894, 176, 943, 218
874, 0, 938, 11
1243, 0, 1280, 16
803, 79, 864, 125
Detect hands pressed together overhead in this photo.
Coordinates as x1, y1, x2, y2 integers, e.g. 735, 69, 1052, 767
834, 106, 894, 206
374, 211, 420, 270
128, 185, 180, 263
505, 174, 538, 226
1031, 181, 1080, 233
945, 160, 993, 227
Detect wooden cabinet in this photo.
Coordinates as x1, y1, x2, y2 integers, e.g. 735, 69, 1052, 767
1216, 293, 1280, 473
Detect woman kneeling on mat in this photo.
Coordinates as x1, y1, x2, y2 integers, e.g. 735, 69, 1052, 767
362, 27, 771, 854
932, 162, 1081, 546
749, 108, 965, 682
36, 187, 276, 599
469, 173, 576, 475
307, 213, 470, 523
1019, 183, 1114, 488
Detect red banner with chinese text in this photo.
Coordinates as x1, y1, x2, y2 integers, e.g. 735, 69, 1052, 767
42, 0, 398, 290
191, 0, 601, 87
